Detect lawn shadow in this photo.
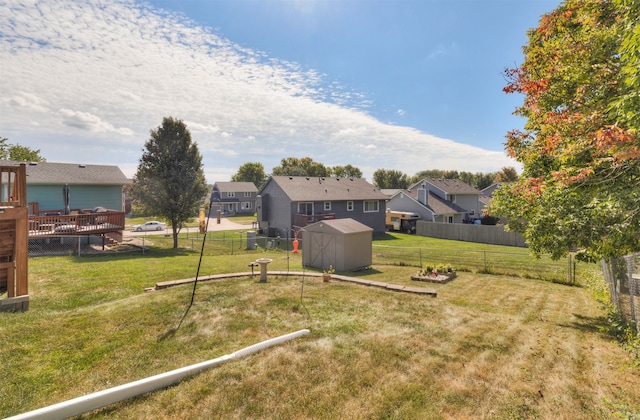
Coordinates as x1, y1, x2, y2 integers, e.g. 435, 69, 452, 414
557, 313, 610, 337
341, 267, 383, 278
372, 233, 403, 241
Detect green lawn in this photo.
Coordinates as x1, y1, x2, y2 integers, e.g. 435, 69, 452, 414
1, 235, 638, 419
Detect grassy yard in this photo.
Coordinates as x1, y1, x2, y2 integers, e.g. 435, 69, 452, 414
1, 237, 639, 419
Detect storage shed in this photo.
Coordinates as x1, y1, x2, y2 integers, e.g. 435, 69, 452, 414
302, 218, 373, 272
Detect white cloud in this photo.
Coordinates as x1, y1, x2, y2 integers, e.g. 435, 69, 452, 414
0, 0, 515, 182
8, 93, 49, 113
58, 109, 134, 136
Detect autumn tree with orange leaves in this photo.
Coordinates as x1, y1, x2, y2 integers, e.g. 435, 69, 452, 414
491, 0, 639, 261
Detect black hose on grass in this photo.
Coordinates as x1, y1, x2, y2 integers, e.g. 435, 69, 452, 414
175, 189, 220, 331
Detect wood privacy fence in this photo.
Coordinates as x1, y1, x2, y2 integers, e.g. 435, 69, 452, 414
416, 221, 527, 247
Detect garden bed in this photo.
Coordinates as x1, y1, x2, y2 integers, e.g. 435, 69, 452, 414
411, 271, 457, 284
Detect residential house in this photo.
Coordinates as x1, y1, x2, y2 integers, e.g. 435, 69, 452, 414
210, 181, 258, 215
0, 160, 130, 214
386, 178, 482, 224
256, 176, 388, 237
481, 182, 505, 198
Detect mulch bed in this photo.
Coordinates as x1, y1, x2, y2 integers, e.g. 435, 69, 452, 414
411, 272, 457, 284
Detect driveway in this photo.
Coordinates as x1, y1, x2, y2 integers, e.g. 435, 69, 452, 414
123, 217, 254, 236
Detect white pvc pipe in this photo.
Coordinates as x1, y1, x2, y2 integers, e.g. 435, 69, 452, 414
8, 329, 310, 420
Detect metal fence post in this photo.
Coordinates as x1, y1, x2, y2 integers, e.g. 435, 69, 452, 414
483, 250, 487, 273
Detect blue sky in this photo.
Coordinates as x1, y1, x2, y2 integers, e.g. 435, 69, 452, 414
1, 0, 560, 182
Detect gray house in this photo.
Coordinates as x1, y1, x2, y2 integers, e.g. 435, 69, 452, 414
257, 176, 387, 237
211, 181, 258, 215
0, 160, 130, 214
386, 178, 482, 224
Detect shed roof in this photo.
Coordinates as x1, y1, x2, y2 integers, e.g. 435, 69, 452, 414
265, 176, 387, 201
0, 160, 130, 185
305, 218, 373, 234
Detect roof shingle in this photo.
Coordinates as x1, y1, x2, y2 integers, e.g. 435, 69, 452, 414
266, 176, 387, 201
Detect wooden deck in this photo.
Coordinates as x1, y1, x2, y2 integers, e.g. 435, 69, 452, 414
293, 212, 335, 228
28, 210, 125, 238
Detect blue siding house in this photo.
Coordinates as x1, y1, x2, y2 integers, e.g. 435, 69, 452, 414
0, 160, 130, 215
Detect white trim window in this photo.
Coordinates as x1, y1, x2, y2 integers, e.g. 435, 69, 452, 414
298, 202, 313, 215
363, 200, 379, 213
447, 194, 456, 203
241, 202, 252, 210
227, 192, 235, 198
324, 201, 331, 211
244, 192, 252, 197
347, 201, 354, 211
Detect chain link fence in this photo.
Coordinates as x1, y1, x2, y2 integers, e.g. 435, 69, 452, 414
371, 244, 591, 284
601, 253, 640, 331
29, 233, 593, 285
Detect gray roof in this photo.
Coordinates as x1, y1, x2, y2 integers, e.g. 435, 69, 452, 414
398, 187, 467, 214
411, 178, 480, 195
214, 181, 258, 193
265, 176, 387, 201
380, 188, 402, 197
306, 218, 373, 234
0, 160, 130, 185
481, 182, 506, 197
424, 191, 467, 214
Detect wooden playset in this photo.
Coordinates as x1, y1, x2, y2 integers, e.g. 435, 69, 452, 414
0, 163, 29, 311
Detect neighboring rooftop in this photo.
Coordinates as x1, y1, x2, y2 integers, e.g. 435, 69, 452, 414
265, 176, 387, 201
214, 181, 258, 193
412, 178, 481, 195
0, 160, 130, 185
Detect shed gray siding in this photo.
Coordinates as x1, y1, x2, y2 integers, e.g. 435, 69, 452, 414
302, 219, 373, 271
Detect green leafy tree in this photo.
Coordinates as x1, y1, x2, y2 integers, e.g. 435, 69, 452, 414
132, 117, 208, 248
411, 169, 496, 190
411, 169, 446, 183
0, 137, 45, 162
492, 0, 639, 261
372, 169, 410, 189
231, 162, 267, 189
330, 164, 363, 178
494, 167, 519, 183
458, 171, 498, 190
271, 157, 330, 177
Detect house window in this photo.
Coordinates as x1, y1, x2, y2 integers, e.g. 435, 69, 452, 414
244, 192, 252, 197
448, 194, 456, 203
347, 201, 354, 211
363, 200, 379, 213
227, 192, 235, 198
324, 201, 331, 211
241, 202, 252, 210
447, 216, 454, 223
298, 202, 313, 215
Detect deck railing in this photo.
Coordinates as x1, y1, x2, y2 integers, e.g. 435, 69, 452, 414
293, 212, 336, 228
28, 210, 125, 237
